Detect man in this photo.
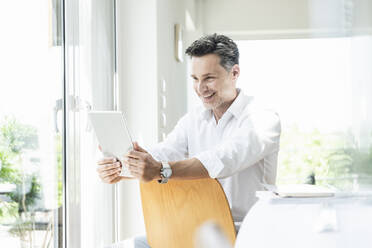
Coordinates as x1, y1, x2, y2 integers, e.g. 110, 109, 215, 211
98, 34, 281, 247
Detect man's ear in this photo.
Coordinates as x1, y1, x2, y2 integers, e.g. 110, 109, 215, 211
231, 64, 240, 81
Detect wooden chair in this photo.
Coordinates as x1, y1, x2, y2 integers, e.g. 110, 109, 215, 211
140, 178, 236, 248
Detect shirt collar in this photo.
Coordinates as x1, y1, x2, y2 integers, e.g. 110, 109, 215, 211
199, 107, 213, 121
226, 88, 248, 119
199, 88, 249, 121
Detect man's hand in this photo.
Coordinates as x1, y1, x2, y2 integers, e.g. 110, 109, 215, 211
124, 142, 162, 182
96, 157, 123, 184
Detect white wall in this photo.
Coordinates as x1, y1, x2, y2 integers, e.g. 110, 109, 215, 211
156, 0, 188, 140
116, 0, 199, 240
202, 0, 309, 39
116, 0, 157, 240
201, 0, 372, 40
185, 0, 205, 112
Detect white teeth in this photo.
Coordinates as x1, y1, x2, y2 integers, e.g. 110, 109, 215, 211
203, 93, 214, 98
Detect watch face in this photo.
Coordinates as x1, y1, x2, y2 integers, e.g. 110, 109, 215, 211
162, 168, 172, 178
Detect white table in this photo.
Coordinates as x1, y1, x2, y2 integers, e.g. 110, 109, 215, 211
235, 192, 372, 248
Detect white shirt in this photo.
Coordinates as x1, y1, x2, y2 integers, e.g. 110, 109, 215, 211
148, 89, 281, 230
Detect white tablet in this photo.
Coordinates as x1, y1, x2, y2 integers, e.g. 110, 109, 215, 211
88, 111, 134, 177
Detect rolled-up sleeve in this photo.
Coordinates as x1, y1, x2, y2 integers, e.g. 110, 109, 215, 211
194, 109, 281, 179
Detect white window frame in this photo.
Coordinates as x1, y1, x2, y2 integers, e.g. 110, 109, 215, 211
64, 0, 118, 247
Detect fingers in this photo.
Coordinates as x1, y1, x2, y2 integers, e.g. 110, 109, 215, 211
123, 156, 141, 165
96, 162, 121, 183
122, 157, 144, 177
133, 142, 148, 153
97, 161, 121, 171
96, 156, 123, 184
100, 166, 122, 177
101, 173, 122, 184
99, 164, 121, 181
95, 145, 152, 183
124, 159, 153, 182
97, 157, 117, 165
126, 150, 145, 159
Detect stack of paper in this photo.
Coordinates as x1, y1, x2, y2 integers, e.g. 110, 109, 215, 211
261, 183, 335, 198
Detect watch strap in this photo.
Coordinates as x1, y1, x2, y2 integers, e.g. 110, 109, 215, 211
158, 161, 171, 184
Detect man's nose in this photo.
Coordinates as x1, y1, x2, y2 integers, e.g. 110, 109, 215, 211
198, 81, 208, 94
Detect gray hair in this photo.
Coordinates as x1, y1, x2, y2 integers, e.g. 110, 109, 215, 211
185, 33, 239, 71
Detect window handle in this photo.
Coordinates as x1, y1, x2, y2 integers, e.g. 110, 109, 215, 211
53, 98, 63, 133
53, 96, 92, 133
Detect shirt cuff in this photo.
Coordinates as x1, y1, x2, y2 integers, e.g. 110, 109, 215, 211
147, 147, 164, 162
194, 151, 225, 179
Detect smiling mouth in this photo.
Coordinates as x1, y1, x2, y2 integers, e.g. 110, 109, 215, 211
202, 92, 215, 101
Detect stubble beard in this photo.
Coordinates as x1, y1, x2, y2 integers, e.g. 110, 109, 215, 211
201, 95, 223, 111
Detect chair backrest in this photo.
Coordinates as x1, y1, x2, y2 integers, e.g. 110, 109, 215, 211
140, 178, 236, 248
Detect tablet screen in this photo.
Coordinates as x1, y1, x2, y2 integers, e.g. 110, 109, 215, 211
88, 111, 134, 177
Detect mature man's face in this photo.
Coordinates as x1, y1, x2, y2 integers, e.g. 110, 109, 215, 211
191, 54, 239, 112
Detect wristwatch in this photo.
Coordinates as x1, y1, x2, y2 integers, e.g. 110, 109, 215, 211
158, 161, 172, 184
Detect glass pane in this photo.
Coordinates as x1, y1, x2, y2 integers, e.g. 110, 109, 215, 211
78, 0, 117, 245
236, 36, 372, 191
64, 0, 116, 246
0, 1, 64, 247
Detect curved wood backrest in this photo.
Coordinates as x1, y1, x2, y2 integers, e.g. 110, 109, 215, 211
140, 178, 236, 248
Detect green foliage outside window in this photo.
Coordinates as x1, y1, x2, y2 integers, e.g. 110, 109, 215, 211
0, 117, 41, 242
278, 125, 372, 190
56, 133, 63, 207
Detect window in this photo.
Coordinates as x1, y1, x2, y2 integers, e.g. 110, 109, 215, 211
0, 1, 118, 247
0, 1, 64, 247
236, 37, 372, 190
